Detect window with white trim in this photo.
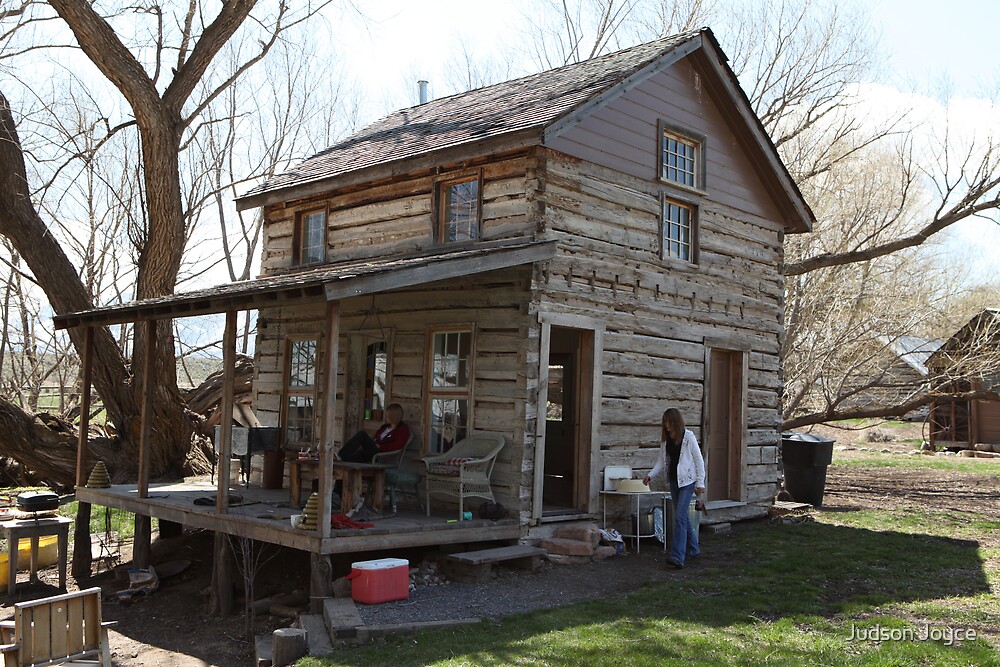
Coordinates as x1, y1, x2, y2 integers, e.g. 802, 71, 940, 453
436, 175, 481, 243
662, 198, 696, 263
426, 329, 472, 453
284, 338, 318, 447
659, 123, 705, 191
295, 209, 326, 265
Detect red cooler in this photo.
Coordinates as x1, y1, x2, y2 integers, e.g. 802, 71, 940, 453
348, 558, 409, 604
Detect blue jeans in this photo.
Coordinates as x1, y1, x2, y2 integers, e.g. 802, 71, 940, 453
669, 480, 700, 565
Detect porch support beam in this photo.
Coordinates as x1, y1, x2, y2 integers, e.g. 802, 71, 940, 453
216, 310, 237, 513
211, 310, 238, 616
133, 321, 156, 569
72, 326, 94, 579
317, 300, 340, 540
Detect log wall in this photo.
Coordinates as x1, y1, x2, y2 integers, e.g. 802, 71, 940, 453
528, 147, 786, 514
252, 267, 535, 513
260, 156, 536, 272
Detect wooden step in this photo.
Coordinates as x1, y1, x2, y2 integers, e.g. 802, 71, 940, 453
446, 544, 546, 565
295, 613, 334, 656
322, 597, 366, 642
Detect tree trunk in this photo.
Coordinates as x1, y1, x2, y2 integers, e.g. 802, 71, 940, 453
0, 396, 118, 488
0, 90, 207, 481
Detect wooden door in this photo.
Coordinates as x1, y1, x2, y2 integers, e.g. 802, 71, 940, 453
540, 327, 594, 514
706, 349, 744, 501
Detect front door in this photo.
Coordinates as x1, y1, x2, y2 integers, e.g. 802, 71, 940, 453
706, 349, 744, 501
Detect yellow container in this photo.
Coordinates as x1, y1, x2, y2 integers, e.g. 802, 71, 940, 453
0, 535, 59, 592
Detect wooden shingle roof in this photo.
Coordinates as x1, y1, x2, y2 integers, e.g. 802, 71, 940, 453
237, 30, 701, 208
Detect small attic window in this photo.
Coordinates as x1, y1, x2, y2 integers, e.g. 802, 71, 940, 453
436, 173, 481, 243
294, 209, 327, 265
659, 121, 706, 191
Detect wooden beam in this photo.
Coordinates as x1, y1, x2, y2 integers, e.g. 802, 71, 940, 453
73, 326, 94, 580
317, 300, 341, 539
531, 321, 550, 521
137, 321, 155, 499
216, 311, 237, 514
324, 242, 556, 302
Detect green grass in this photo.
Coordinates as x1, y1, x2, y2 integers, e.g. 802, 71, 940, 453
832, 452, 1000, 477
301, 504, 1000, 667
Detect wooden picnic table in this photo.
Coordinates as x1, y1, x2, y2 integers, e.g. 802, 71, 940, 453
289, 459, 392, 513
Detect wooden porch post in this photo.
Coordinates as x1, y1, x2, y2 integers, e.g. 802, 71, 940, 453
216, 310, 237, 512
133, 320, 156, 569
72, 326, 94, 579
318, 300, 340, 540
310, 301, 339, 610
212, 310, 238, 616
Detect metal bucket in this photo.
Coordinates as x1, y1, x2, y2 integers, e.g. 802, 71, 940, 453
630, 509, 657, 535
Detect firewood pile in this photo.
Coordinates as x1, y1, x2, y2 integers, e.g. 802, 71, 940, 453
183, 354, 255, 436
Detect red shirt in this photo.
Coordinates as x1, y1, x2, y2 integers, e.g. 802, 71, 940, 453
374, 422, 410, 453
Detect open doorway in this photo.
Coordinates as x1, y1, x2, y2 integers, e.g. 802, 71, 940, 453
705, 348, 745, 502
541, 327, 594, 515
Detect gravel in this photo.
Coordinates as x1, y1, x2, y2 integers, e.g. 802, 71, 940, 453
356, 551, 670, 626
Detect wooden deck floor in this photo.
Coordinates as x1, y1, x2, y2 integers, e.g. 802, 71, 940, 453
75, 480, 519, 556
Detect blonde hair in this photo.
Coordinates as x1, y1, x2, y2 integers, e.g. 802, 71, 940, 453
661, 408, 685, 443
386, 403, 404, 422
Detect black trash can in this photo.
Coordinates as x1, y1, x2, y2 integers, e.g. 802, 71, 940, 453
780, 432, 835, 507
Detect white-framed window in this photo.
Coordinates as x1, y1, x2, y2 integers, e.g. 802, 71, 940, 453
363, 340, 388, 422
283, 337, 318, 447
426, 329, 473, 453
295, 209, 326, 265
436, 174, 481, 243
662, 197, 697, 263
659, 122, 705, 191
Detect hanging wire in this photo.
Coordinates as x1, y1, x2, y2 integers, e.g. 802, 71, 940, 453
357, 294, 387, 340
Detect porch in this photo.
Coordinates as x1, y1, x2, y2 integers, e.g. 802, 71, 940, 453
76, 480, 519, 555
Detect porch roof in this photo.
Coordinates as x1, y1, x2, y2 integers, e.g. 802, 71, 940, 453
53, 238, 555, 330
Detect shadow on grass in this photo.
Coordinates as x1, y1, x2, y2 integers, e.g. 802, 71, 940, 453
303, 520, 994, 666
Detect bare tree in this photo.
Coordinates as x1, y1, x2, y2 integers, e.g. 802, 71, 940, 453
0, 1, 336, 482
515, 0, 1000, 430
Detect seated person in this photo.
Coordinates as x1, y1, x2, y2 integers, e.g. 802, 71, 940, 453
337, 403, 410, 463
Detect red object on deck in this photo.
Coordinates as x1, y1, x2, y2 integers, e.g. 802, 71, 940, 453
348, 558, 409, 604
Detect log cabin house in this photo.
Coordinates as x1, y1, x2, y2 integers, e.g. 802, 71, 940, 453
928, 309, 1000, 449
55, 28, 812, 600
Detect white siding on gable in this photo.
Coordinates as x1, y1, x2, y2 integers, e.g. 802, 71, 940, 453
545, 56, 784, 223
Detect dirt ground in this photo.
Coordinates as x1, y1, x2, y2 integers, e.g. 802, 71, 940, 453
3, 421, 997, 666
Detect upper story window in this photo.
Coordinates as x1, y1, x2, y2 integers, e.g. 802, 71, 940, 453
295, 209, 327, 265
659, 122, 705, 191
436, 174, 481, 243
662, 197, 697, 263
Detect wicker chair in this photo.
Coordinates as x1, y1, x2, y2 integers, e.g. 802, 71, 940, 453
423, 433, 506, 518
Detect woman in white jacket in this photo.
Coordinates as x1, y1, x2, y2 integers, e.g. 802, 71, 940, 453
643, 408, 705, 569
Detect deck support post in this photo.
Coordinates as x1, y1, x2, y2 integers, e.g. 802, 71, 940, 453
309, 553, 333, 613
133, 514, 152, 569
211, 532, 234, 616
73, 326, 94, 580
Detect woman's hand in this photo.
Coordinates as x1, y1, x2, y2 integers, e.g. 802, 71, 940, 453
695, 486, 705, 496
642, 476, 651, 486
